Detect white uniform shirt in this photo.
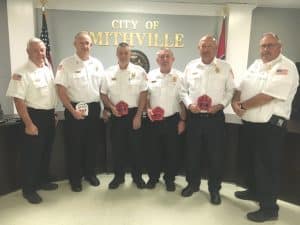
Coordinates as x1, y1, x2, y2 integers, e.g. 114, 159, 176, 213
238, 54, 299, 122
148, 68, 182, 117
54, 54, 104, 103
180, 57, 235, 108
6, 60, 57, 110
101, 63, 148, 108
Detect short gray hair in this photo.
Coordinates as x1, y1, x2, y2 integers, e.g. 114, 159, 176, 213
74, 31, 91, 41
156, 48, 174, 57
26, 37, 44, 50
261, 32, 282, 44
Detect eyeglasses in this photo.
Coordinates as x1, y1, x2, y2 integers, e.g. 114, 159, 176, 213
260, 43, 279, 49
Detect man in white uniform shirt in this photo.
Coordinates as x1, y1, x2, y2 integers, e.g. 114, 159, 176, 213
180, 35, 235, 204
101, 42, 148, 189
146, 48, 186, 191
232, 33, 299, 222
55, 31, 104, 192
6, 38, 58, 204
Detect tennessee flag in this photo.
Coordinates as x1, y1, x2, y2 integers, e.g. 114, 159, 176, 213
217, 18, 226, 59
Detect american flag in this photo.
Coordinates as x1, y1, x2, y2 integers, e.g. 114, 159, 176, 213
40, 10, 53, 67
217, 17, 226, 60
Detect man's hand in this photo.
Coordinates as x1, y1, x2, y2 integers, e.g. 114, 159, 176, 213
147, 108, 154, 121
231, 101, 245, 117
111, 106, 121, 117
177, 120, 185, 135
208, 104, 224, 114
102, 109, 111, 122
188, 104, 200, 113
133, 114, 142, 130
72, 109, 85, 120
54, 113, 59, 127
25, 123, 38, 136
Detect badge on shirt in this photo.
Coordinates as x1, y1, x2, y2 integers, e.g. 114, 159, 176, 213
172, 76, 177, 82
130, 72, 136, 80
197, 95, 212, 112
111, 77, 117, 81
276, 69, 288, 75
76, 102, 89, 116
12, 74, 22, 81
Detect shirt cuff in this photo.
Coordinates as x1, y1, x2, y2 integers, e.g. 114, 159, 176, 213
183, 97, 193, 109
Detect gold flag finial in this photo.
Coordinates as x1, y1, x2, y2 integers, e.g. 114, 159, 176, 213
40, 0, 48, 12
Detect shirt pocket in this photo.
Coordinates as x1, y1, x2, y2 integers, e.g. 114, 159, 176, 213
129, 79, 140, 95
209, 74, 226, 90
32, 79, 49, 96
149, 84, 161, 97
108, 79, 119, 96
72, 71, 88, 87
188, 76, 201, 94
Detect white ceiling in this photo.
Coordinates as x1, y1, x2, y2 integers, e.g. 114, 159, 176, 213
139, 0, 300, 8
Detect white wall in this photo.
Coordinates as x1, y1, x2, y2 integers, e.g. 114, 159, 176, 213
6, 0, 35, 113
7, 0, 35, 72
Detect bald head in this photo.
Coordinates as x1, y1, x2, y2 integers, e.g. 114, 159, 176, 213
259, 32, 282, 63
198, 35, 217, 64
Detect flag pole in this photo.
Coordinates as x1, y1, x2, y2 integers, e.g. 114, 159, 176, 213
39, 0, 53, 68
40, 0, 47, 12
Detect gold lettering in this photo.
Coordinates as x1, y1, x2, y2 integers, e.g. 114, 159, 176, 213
164, 33, 174, 48
122, 32, 134, 46
174, 33, 184, 48
135, 33, 146, 46
112, 20, 119, 29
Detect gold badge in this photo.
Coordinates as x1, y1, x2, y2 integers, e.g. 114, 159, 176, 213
172, 76, 177, 82
214, 63, 220, 73
111, 77, 116, 81
131, 72, 136, 79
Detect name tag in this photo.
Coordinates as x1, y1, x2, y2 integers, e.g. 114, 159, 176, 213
76, 102, 89, 116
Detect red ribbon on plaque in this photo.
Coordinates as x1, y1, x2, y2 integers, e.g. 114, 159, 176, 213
151, 106, 165, 121
116, 101, 129, 116
197, 95, 212, 112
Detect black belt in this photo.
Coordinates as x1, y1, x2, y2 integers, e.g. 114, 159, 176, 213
189, 110, 223, 118
243, 115, 287, 128
71, 102, 99, 107
164, 113, 179, 120
27, 107, 54, 114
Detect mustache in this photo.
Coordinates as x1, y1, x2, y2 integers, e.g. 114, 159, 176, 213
262, 52, 271, 56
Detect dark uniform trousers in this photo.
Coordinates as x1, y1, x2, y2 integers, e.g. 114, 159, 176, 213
64, 102, 101, 186
21, 108, 55, 194
147, 113, 180, 183
240, 120, 286, 214
110, 108, 143, 181
185, 110, 225, 193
